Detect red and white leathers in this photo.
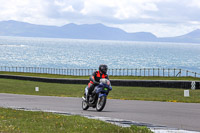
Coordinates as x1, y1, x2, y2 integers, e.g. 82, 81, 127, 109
87, 70, 109, 94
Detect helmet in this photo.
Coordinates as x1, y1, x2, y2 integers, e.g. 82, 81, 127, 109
99, 64, 108, 74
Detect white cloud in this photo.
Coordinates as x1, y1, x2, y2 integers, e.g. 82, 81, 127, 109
0, 0, 200, 37
188, 0, 200, 8
0, 0, 48, 22
80, 0, 160, 19
61, 6, 75, 12
80, 0, 115, 16
189, 21, 200, 25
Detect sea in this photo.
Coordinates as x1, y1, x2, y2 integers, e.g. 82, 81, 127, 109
0, 36, 200, 73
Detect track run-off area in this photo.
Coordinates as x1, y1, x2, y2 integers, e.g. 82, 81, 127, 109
0, 93, 200, 133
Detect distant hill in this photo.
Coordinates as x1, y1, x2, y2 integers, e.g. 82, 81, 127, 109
0, 20, 200, 43
159, 29, 200, 43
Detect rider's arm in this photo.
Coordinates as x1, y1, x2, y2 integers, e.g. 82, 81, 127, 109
106, 75, 109, 80
89, 72, 99, 85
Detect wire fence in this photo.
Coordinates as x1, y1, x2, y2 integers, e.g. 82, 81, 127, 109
0, 66, 200, 77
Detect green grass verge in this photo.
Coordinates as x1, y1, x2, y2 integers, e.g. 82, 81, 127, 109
0, 71, 200, 80
0, 78, 200, 103
0, 107, 152, 133
0, 71, 89, 79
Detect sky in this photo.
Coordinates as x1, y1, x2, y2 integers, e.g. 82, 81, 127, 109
0, 0, 200, 37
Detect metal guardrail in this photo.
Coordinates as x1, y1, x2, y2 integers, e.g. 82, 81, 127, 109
0, 66, 200, 78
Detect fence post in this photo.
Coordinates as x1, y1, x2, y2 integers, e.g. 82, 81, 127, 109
153, 68, 154, 76
163, 68, 164, 76
135, 69, 137, 76
87, 69, 89, 76
139, 69, 141, 76
174, 68, 176, 77
168, 68, 170, 77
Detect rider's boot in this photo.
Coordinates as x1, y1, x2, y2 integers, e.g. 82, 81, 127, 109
85, 92, 89, 102
87, 84, 94, 102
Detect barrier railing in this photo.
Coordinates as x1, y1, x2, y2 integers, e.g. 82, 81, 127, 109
0, 66, 199, 77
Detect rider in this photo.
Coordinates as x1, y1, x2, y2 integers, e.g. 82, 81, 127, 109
86, 64, 109, 101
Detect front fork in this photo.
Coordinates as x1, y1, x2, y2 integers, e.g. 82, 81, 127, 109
99, 93, 107, 98
85, 86, 88, 96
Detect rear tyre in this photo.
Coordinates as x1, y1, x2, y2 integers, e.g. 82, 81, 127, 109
82, 100, 89, 110
96, 96, 107, 112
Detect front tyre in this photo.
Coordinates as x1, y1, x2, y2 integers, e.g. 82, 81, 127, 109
82, 100, 89, 110
96, 96, 107, 112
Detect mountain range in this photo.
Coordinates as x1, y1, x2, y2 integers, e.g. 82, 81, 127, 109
0, 20, 200, 43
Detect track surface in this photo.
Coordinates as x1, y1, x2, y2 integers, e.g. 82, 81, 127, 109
0, 93, 200, 132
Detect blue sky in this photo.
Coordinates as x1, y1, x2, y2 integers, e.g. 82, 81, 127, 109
0, 0, 200, 37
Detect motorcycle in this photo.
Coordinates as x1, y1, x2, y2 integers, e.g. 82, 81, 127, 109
82, 78, 112, 112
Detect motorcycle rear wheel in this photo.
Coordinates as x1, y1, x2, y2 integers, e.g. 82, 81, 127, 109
96, 96, 107, 112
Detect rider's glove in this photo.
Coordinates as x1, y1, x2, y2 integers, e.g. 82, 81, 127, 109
94, 81, 100, 85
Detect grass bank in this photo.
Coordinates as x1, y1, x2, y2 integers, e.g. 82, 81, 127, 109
0, 78, 200, 103
0, 107, 151, 133
0, 71, 200, 81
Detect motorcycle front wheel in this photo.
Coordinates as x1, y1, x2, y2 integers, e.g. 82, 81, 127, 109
96, 96, 107, 112
82, 100, 89, 110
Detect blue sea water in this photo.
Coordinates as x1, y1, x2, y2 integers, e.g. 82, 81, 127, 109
0, 36, 200, 73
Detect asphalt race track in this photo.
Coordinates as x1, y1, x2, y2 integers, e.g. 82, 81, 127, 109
0, 93, 200, 132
